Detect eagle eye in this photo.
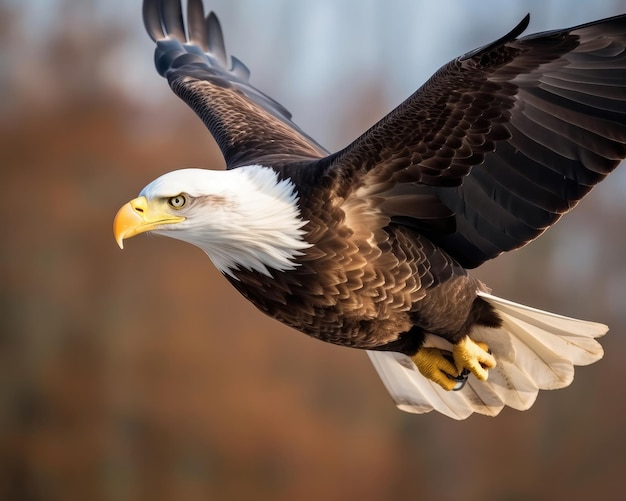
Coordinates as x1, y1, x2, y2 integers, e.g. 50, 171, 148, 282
167, 194, 187, 209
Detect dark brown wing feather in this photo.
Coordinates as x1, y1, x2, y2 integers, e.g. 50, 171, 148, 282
329, 14, 626, 268
143, 0, 328, 169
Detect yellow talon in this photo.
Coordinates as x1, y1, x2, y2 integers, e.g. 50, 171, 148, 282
412, 347, 461, 391
411, 338, 496, 390
453, 336, 496, 381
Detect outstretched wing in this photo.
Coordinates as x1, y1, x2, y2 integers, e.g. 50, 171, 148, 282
143, 0, 328, 169
330, 14, 626, 268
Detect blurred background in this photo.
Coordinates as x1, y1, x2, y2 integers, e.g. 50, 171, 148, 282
2, 0, 626, 499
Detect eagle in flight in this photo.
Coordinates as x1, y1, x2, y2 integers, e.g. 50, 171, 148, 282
114, 0, 626, 419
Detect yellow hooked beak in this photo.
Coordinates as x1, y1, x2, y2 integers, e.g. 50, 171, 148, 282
113, 196, 185, 249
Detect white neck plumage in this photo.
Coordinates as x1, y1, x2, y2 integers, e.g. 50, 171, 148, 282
148, 165, 312, 278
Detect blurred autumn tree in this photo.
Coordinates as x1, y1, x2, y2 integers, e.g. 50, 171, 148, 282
1, 1, 625, 500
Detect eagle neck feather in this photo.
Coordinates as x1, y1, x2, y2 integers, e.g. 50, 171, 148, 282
192, 165, 311, 278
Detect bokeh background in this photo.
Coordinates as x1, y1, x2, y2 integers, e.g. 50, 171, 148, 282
2, 0, 626, 499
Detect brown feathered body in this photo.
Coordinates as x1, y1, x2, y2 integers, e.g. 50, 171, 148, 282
226, 172, 496, 356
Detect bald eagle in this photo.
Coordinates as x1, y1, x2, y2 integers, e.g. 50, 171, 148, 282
114, 0, 626, 419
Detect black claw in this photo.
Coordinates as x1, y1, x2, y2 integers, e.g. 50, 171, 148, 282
442, 352, 470, 391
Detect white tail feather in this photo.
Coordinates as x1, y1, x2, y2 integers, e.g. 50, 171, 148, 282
367, 292, 606, 419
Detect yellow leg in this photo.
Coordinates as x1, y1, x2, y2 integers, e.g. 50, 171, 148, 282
453, 337, 496, 381
412, 348, 463, 391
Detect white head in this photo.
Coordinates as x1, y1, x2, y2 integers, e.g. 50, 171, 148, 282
113, 165, 311, 277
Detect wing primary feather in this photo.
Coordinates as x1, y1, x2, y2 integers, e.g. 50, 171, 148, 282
231, 56, 251, 80
160, 0, 187, 41
143, 0, 164, 42
187, 0, 208, 51
206, 11, 228, 67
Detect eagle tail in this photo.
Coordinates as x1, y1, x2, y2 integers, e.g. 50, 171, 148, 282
366, 291, 606, 419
